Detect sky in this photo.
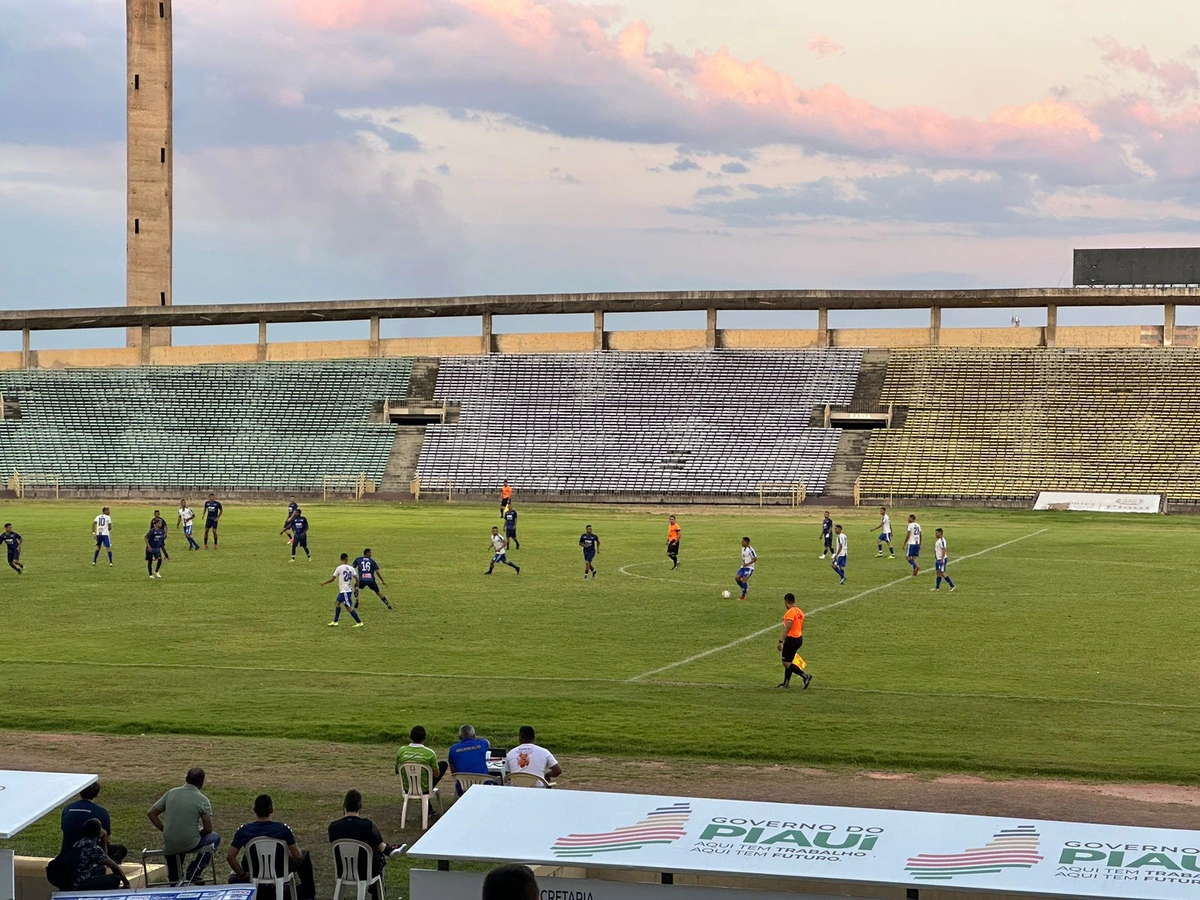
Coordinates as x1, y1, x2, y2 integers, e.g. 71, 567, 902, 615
3, 0, 1200, 346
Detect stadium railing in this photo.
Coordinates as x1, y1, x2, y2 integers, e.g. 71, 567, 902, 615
10, 469, 61, 499
322, 473, 372, 501
756, 481, 807, 507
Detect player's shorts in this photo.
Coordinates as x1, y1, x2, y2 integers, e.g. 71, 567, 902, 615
736, 566, 754, 579
492, 552, 506, 564
206, 519, 219, 530
936, 558, 947, 573
505, 528, 518, 537
907, 543, 920, 557
823, 535, 834, 548
667, 540, 679, 555
337, 591, 355, 609
358, 580, 381, 594
183, 522, 193, 535
7, 548, 19, 562
95, 535, 111, 548
834, 554, 847, 568
781, 634, 803, 663
879, 532, 892, 542
145, 548, 162, 560
293, 533, 308, 547
583, 549, 596, 561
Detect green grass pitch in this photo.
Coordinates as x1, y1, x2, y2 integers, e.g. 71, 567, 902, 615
0, 500, 1198, 782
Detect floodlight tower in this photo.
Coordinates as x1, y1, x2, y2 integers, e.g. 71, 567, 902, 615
126, 0, 173, 349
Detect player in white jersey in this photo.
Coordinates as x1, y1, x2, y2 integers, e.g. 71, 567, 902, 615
831, 525, 848, 585
321, 553, 363, 627
176, 500, 200, 550
734, 537, 757, 600
873, 506, 894, 558
485, 527, 520, 575
92, 507, 113, 566
932, 528, 956, 592
905, 514, 922, 576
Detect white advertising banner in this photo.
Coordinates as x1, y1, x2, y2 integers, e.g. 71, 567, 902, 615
1033, 492, 1161, 514
411, 869, 859, 900
408, 789, 1200, 900
0, 770, 97, 839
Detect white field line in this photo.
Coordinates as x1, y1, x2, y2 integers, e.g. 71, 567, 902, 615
627, 528, 1050, 683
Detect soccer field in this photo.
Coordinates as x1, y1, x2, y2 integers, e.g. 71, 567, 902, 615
0, 500, 1198, 783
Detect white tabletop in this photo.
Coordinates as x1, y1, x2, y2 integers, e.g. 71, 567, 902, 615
0, 770, 97, 839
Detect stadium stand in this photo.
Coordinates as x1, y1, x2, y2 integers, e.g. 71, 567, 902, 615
859, 348, 1200, 502
0, 359, 412, 491
415, 350, 861, 497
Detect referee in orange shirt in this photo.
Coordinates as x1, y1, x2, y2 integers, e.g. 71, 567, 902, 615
776, 593, 813, 689
666, 516, 681, 569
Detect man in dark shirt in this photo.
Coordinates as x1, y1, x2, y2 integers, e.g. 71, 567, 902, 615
503, 506, 520, 550
578, 526, 599, 579
282, 500, 299, 543
819, 511, 834, 560
61, 782, 127, 862
145, 525, 167, 578
328, 790, 402, 900
203, 494, 223, 549
2, 522, 22, 574
352, 549, 392, 609
150, 509, 170, 561
69, 818, 130, 892
289, 510, 311, 561
227, 794, 315, 900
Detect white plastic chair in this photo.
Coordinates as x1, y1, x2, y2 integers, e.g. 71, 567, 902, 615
399, 763, 443, 830
245, 836, 298, 900
452, 772, 498, 795
506, 771, 553, 788
331, 839, 386, 900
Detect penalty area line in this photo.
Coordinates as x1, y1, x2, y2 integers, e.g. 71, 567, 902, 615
627, 528, 1049, 683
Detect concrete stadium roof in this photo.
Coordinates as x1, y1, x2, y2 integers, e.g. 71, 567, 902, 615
4, 288, 1200, 331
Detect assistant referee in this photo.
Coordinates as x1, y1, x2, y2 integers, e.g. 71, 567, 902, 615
777, 593, 812, 689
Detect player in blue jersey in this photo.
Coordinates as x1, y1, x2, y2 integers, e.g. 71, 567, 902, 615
144, 524, 167, 578
203, 494, 223, 549
578, 525, 599, 579
289, 509, 311, 561
92, 507, 114, 566
503, 505, 520, 550
3, 523, 23, 574
281, 499, 299, 544
321, 553, 363, 627
352, 548, 393, 609
149, 510, 170, 561
819, 512, 834, 560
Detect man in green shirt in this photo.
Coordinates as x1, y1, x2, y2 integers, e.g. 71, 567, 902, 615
147, 767, 219, 884
394, 726, 447, 794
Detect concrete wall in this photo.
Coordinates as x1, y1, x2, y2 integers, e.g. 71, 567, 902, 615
2, 324, 1194, 370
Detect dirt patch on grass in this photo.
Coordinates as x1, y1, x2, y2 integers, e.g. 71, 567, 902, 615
3, 729, 1197, 830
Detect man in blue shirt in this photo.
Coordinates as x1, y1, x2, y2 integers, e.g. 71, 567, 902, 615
61, 782, 127, 862
290, 510, 311, 561
149, 509, 170, 561
352, 549, 392, 609
226, 794, 315, 900
447, 725, 496, 794
203, 494, 223, 549
2, 522, 22, 574
281, 499, 299, 544
145, 525, 167, 578
578, 526, 599, 579
503, 506, 520, 550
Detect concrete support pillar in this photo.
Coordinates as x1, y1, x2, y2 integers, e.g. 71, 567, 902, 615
482, 311, 493, 354
706, 308, 718, 351
1164, 303, 1176, 348
139, 325, 152, 363
929, 306, 942, 347
817, 308, 829, 348
593, 310, 605, 352
1045, 305, 1057, 348
257, 320, 268, 362
21, 328, 31, 369
369, 316, 381, 358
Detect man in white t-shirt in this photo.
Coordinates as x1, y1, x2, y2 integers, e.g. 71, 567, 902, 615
505, 726, 561, 784
321, 553, 363, 627
734, 537, 757, 600
177, 500, 200, 550
905, 514, 922, 577
92, 507, 113, 566
874, 507, 894, 558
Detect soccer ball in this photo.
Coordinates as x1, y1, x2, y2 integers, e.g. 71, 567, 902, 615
721, 590, 731, 599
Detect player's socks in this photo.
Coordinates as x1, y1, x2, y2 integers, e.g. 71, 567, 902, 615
333, 606, 342, 623
944, 576, 955, 590
350, 609, 362, 624
514, 564, 521, 574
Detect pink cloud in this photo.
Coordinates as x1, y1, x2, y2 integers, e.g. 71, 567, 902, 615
807, 34, 844, 60
1095, 36, 1199, 101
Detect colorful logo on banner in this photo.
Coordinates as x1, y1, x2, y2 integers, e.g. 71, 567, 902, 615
905, 824, 1043, 880
553, 803, 692, 857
